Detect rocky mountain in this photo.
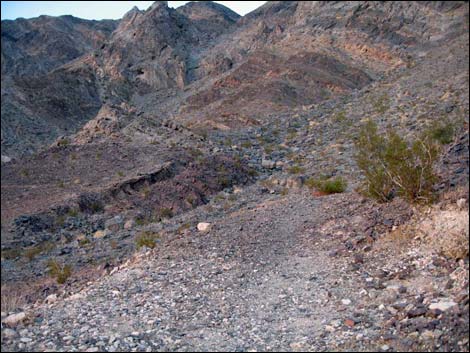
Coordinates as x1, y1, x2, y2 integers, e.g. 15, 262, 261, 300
1, 1, 469, 352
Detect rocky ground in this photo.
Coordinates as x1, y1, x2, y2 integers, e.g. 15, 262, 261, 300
1, 1, 469, 352
1, 183, 468, 352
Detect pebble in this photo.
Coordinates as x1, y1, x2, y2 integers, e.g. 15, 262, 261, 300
197, 222, 211, 232
429, 300, 457, 312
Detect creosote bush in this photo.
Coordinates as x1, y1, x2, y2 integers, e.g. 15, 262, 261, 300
47, 259, 72, 284
354, 120, 440, 203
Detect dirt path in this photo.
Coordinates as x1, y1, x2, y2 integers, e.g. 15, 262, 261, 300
2, 189, 468, 352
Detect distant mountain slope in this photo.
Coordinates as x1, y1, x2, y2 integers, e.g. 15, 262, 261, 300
1, 1, 468, 158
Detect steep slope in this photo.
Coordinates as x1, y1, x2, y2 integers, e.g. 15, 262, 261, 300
1, 15, 118, 157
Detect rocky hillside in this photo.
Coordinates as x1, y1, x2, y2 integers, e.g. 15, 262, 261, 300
1, 1, 469, 352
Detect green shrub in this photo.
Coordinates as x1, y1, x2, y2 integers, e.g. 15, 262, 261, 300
135, 231, 159, 249
241, 141, 252, 148
288, 165, 305, 174
158, 207, 173, 220
47, 259, 72, 284
354, 120, 439, 203
427, 119, 455, 145
305, 176, 347, 194
372, 94, 390, 114
57, 138, 69, 147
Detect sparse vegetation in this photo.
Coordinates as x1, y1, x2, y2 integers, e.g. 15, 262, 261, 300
288, 165, 305, 174
158, 207, 173, 220
426, 119, 456, 145
135, 231, 159, 249
241, 140, 252, 148
354, 120, 439, 203
67, 208, 79, 217
305, 176, 347, 194
1, 248, 22, 260
47, 259, 72, 284
78, 193, 104, 214
177, 223, 191, 234
372, 93, 390, 114
78, 238, 91, 247
57, 138, 69, 147
24, 245, 43, 261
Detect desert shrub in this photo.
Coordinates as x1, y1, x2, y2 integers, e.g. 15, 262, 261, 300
57, 138, 69, 147
78, 238, 91, 247
354, 120, 440, 203
426, 119, 455, 145
158, 207, 173, 220
288, 165, 305, 174
135, 231, 159, 249
241, 141, 252, 148
1, 248, 22, 260
305, 176, 347, 194
372, 94, 390, 114
24, 245, 43, 261
24, 241, 56, 260
67, 208, 79, 217
47, 259, 72, 284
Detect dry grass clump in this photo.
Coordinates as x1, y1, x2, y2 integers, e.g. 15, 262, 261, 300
419, 208, 469, 260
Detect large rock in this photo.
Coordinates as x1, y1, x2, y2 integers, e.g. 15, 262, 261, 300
2, 312, 26, 326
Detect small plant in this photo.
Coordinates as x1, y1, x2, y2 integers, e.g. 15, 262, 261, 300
372, 94, 390, 114
354, 120, 440, 203
333, 110, 347, 123
218, 176, 231, 188
288, 165, 305, 174
264, 144, 274, 154
135, 231, 159, 249
78, 238, 91, 247
55, 215, 66, 227
117, 171, 124, 177
158, 207, 173, 220
426, 119, 455, 145
67, 208, 79, 217
177, 223, 191, 234
21, 169, 29, 177
24, 245, 43, 261
280, 187, 289, 196
309, 176, 347, 194
241, 141, 252, 149
224, 137, 233, 147
1, 248, 22, 260
78, 193, 104, 214
47, 259, 72, 284
57, 138, 69, 147
247, 168, 259, 177
188, 147, 203, 158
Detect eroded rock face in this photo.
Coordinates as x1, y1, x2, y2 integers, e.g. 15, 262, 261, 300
2, 1, 467, 158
